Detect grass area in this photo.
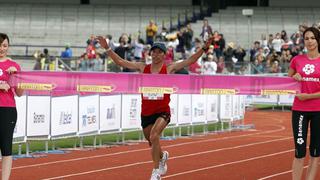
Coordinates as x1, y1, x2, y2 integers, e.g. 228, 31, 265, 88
253, 104, 292, 111
12, 122, 228, 155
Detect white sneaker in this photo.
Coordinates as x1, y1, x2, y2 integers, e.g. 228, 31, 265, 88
159, 151, 169, 175
150, 169, 161, 180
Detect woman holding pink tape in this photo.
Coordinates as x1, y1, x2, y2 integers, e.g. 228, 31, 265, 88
288, 27, 320, 180
0, 33, 24, 180
97, 35, 213, 180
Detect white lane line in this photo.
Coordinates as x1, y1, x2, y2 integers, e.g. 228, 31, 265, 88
41, 137, 292, 180
257, 166, 308, 180
162, 149, 294, 179
10, 125, 286, 170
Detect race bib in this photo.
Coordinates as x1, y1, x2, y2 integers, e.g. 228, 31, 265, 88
142, 93, 164, 100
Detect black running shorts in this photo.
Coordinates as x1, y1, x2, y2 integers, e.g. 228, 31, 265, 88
0, 107, 17, 156
141, 112, 171, 129
292, 110, 320, 158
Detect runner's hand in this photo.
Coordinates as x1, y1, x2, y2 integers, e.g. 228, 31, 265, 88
0, 83, 10, 92
292, 73, 302, 81
6, 66, 17, 74
202, 36, 215, 51
96, 36, 109, 50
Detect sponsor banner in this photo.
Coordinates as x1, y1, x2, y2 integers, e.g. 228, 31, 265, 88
233, 95, 240, 120
18, 83, 54, 91
279, 94, 295, 105
51, 95, 78, 137
77, 85, 114, 93
79, 95, 99, 135
191, 94, 207, 124
100, 95, 121, 132
11, 72, 300, 95
219, 95, 233, 121
206, 95, 219, 122
14, 96, 27, 139
26, 96, 50, 137
202, 75, 299, 95
169, 94, 178, 125
121, 94, 141, 130
240, 95, 246, 118
252, 95, 278, 104
244, 95, 253, 105
201, 88, 237, 95
261, 90, 296, 95
177, 94, 192, 125
139, 87, 177, 94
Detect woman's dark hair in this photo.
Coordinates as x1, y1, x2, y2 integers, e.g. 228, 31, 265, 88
0, 33, 9, 45
303, 27, 320, 52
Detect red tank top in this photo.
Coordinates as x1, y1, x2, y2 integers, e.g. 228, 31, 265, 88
141, 64, 171, 116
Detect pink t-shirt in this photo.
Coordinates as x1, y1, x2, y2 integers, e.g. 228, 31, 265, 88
0, 59, 21, 107
290, 54, 320, 111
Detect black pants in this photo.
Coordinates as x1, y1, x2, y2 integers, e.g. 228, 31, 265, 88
0, 107, 17, 156
292, 111, 320, 158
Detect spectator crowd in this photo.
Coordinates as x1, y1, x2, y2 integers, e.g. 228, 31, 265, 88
32, 19, 320, 76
